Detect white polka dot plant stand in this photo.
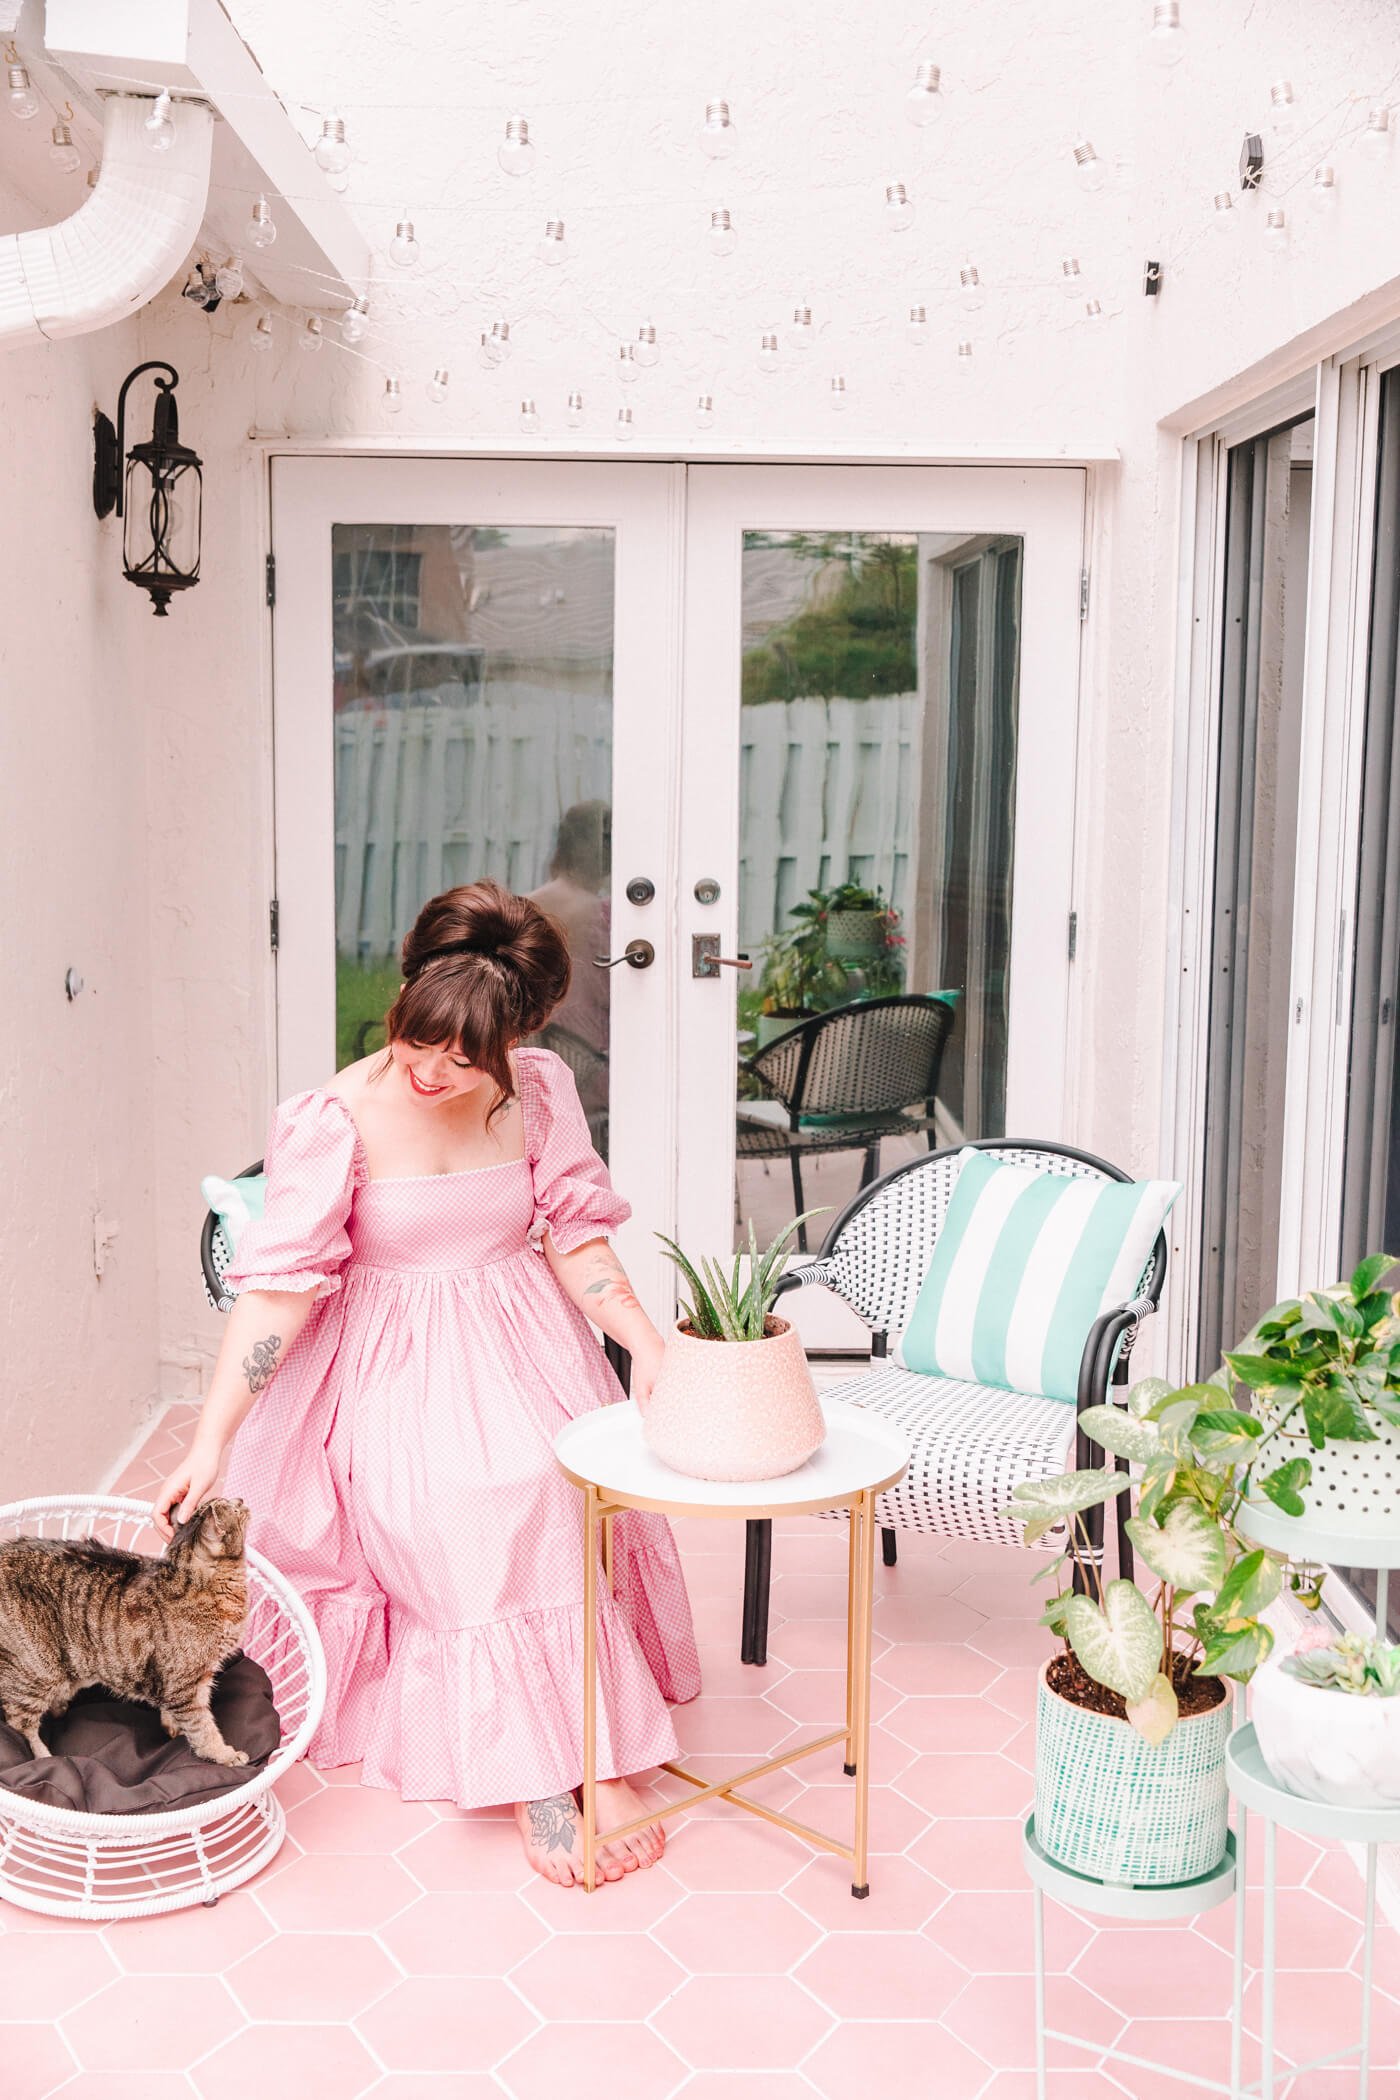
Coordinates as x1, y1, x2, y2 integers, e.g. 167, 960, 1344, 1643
0, 1497, 325, 1921
554, 1398, 910, 1898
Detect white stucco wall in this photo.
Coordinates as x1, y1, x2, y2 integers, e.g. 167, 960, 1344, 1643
4, 2, 1400, 1482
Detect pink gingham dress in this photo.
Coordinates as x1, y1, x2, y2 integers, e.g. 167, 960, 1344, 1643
222, 1047, 700, 1808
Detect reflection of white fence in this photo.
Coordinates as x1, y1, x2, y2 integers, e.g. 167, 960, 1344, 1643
739, 694, 923, 950
335, 687, 922, 961
336, 686, 610, 958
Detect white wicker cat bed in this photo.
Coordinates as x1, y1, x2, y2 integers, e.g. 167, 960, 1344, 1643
0, 1496, 325, 1921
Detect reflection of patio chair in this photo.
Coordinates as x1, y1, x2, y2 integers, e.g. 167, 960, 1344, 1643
531, 1022, 609, 1157
736, 995, 956, 1249
736, 1139, 1169, 1664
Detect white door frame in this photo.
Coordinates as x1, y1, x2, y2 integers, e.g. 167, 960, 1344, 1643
268, 454, 686, 1322
675, 463, 1089, 1270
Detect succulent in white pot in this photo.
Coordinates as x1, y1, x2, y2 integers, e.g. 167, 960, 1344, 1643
646, 1214, 828, 1482
1253, 1631, 1400, 1809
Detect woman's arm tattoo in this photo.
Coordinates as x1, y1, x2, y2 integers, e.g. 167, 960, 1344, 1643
578, 1247, 640, 1316
242, 1334, 282, 1394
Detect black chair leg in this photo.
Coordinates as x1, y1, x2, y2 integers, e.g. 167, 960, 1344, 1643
881, 1527, 898, 1566
1115, 1451, 1134, 1580
859, 1142, 880, 1189
741, 1517, 773, 1664
789, 1147, 808, 1251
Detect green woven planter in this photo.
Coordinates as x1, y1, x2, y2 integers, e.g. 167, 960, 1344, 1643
1034, 1662, 1230, 1886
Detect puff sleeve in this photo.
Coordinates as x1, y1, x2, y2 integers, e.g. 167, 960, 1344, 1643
222, 1090, 363, 1300
520, 1048, 631, 1255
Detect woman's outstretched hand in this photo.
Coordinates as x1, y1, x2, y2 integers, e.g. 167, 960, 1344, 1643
151, 1448, 220, 1540
628, 1332, 666, 1413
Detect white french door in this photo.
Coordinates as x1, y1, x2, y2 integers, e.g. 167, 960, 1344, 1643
269, 456, 1086, 1333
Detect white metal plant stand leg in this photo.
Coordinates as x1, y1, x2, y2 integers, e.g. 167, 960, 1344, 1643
1227, 1724, 1400, 2100
1024, 1818, 1239, 2097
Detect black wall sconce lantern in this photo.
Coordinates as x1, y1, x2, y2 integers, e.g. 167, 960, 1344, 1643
93, 361, 203, 617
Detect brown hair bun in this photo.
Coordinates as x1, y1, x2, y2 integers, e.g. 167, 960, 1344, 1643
377, 881, 571, 1118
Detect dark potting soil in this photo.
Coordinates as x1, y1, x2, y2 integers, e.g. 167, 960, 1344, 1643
1046, 1649, 1228, 1722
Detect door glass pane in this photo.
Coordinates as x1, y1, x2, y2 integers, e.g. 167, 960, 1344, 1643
332, 523, 615, 1154
1197, 417, 1313, 1374
734, 528, 1023, 1248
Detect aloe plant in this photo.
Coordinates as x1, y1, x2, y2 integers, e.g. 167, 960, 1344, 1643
656, 1213, 827, 1341
1284, 1632, 1400, 1697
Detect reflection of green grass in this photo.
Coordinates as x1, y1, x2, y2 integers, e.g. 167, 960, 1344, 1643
336, 957, 400, 1070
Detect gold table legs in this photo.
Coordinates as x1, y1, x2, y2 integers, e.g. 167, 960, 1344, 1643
578, 1487, 879, 1898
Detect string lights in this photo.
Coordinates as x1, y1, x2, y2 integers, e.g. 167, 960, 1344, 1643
707, 208, 736, 256
1073, 139, 1106, 191
314, 115, 350, 175
1060, 257, 1083, 299
635, 322, 659, 367
536, 217, 567, 264
790, 306, 813, 351
428, 368, 450, 403
383, 377, 403, 413
1309, 164, 1338, 212
214, 256, 245, 299
1211, 191, 1237, 235
479, 320, 511, 366
566, 391, 585, 427
246, 196, 277, 249
906, 305, 929, 345
251, 312, 274, 352
615, 406, 635, 443
499, 118, 534, 174
388, 216, 420, 267
958, 264, 985, 312
700, 100, 736, 157
299, 315, 325, 352
342, 295, 370, 343
5, 63, 39, 120
1361, 106, 1393, 158
1148, 3, 1183, 67
695, 393, 715, 428
143, 90, 175, 152
757, 332, 780, 374
519, 398, 540, 432
617, 343, 639, 384
884, 182, 914, 231
48, 119, 79, 172
829, 375, 847, 411
956, 338, 974, 375
904, 63, 943, 126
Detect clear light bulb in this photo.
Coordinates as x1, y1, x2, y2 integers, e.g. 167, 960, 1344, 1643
790, 305, 813, 351
700, 99, 736, 157
214, 256, 245, 300
388, 216, 420, 268
904, 62, 943, 126
707, 207, 736, 256
314, 114, 350, 175
1269, 80, 1298, 141
1361, 106, 1393, 158
499, 117, 534, 174
757, 331, 780, 374
427, 367, 450, 404
1211, 190, 1236, 235
885, 182, 914, 231
519, 398, 540, 433
615, 407, 635, 444
566, 390, 585, 428
906, 304, 929, 346
1073, 139, 1105, 191
958, 263, 985, 312
616, 343, 639, 385
695, 393, 715, 428
49, 120, 80, 173
1309, 164, 1337, 213
536, 217, 567, 264
144, 89, 175, 152
1148, 2, 1183, 66
635, 322, 659, 367
299, 315, 324, 353
956, 338, 974, 375
1059, 256, 1083, 299
383, 377, 403, 415
1264, 208, 1288, 251
1085, 299, 1104, 323
246, 196, 277, 249
5, 65, 39, 121
251, 312, 274, 353
478, 320, 511, 367
341, 294, 370, 343
86, 165, 99, 189
829, 375, 847, 411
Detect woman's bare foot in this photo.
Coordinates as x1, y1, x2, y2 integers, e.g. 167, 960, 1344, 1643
514, 1777, 665, 1888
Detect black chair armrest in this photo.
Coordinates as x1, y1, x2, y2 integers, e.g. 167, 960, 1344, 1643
772, 1260, 840, 1300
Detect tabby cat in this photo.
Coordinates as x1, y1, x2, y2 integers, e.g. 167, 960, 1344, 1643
0, 1498, 252, 1766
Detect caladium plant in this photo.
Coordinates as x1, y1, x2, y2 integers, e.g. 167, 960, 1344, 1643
1007, 1248, 1400, 1745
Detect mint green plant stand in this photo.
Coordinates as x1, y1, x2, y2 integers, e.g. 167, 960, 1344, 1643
1023, 1816, 1238, 2098
1229, 1503, 1400, 2099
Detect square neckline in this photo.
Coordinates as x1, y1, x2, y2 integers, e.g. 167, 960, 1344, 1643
315, 1051, 544, 1187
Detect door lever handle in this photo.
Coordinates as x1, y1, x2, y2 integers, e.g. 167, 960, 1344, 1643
593, 940, 655, 970
692, 934, 753, 979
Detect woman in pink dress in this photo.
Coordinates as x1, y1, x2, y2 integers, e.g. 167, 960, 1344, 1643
154, 881, 700, 1888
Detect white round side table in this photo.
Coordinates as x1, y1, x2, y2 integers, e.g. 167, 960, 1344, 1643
554, 1396, 910, 1897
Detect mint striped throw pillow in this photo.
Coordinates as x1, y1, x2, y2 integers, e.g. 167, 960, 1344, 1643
900, 1149, 1181, 1404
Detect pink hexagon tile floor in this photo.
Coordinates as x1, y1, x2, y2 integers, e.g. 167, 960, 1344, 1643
4, 1396, 1400, 2097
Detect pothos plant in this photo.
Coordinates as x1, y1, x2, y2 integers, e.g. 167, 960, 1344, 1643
1009, 1254, 1400, 1746
757, 882, 905, 1015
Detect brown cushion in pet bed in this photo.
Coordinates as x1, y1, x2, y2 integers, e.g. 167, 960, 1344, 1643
0, 1653, 280, 1815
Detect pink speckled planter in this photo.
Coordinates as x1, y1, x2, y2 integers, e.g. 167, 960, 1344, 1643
642, 1317, 827, 1482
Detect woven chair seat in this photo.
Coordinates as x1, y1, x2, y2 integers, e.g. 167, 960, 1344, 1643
814, 1362, 1075, 1550
736, 1102, 936, 1157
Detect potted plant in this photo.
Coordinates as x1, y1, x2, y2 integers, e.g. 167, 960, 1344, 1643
1251, 1630, 1400, 1808
1226, 1254, 1400, 1537
647, 1215, 828, 1481
754, 882, 906, 1045
1009, 1377, 1295, 1887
